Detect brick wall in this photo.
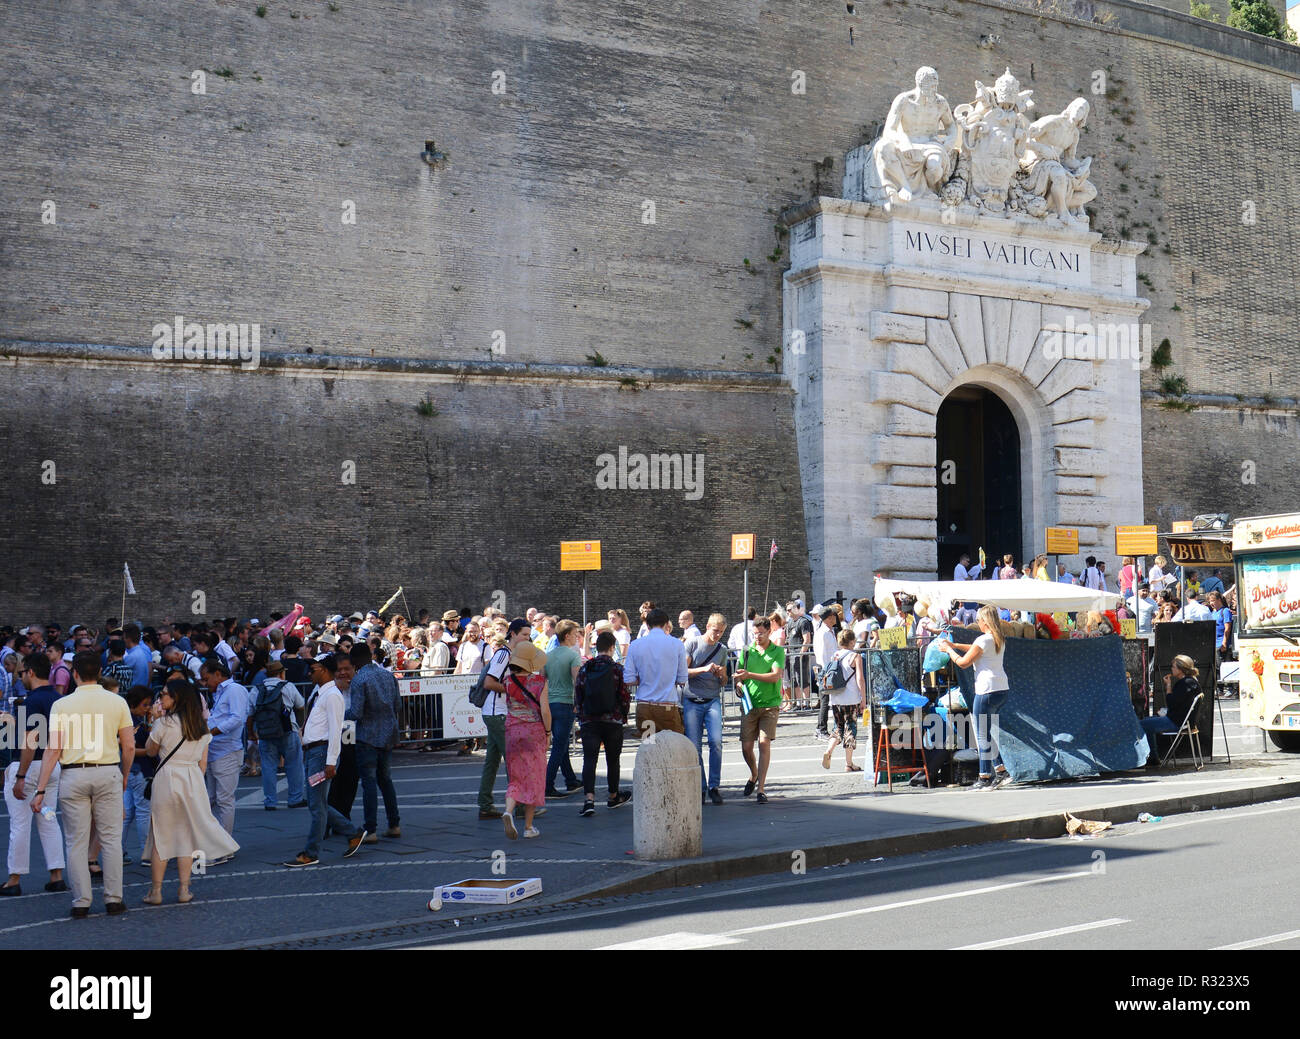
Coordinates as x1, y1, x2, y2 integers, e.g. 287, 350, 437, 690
0, 357, 810, 622
1, 0, 1298, 611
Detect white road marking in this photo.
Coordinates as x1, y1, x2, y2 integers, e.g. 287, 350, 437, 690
722, 870, 1093, 937
953, 918, 1128, 949
1214, 929, 1300, 950
391, 844, 1090, 950
598, 931, 744, 950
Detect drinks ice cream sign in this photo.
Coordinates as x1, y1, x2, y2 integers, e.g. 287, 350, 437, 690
1246, 570, 1300, 627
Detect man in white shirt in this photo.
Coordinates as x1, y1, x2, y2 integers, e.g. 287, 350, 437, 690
283, 655, 366, 866
1082, 556, 1103, 591
1134, 583, 1158, 633
1172, 590, 1211, 622
477, 620, 531, 820
678, 611, 702, 641
624, 608, 689, 737
1095, 560, 1112, 593
812, 606, 839, 736
953, 554, 983, 581
728, 608, 756, 654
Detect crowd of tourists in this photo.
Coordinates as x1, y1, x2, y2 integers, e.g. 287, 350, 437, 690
0, 559, 1234, 916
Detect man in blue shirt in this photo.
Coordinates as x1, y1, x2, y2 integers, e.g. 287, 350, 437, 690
623, 608, 689, 737
345, 644, 401, 842
121, 623, 153, 688
201, 659, 250, 844
1200, 570, 1226, 597
2, 653, 68, 896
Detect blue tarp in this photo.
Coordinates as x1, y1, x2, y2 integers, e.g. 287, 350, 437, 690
951, 630, 1149, 783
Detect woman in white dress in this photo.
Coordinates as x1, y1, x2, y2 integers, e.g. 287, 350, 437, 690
143, 679, 239, 905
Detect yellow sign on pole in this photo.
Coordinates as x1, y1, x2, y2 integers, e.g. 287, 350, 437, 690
1171, 520, 1194, 533
1045, 527, 1079, 555
560, 540, 602, 571
877, 626, 907, 650
1119, 618, 1137, 639
1115, 525, 1158, 555
730, 533, 755, 561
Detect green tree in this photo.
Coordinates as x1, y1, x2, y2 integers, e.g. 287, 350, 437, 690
1188, 1, 1221, 22
1226, 0, 1297, 41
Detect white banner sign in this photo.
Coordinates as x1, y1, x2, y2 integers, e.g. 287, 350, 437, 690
398, 673, 487, 739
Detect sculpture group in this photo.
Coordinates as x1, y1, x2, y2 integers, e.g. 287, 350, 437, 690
861, 66, 1096, 228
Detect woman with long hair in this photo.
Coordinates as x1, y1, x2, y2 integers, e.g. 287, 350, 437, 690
937, 605, 1012, 790
143, 679, 239, 904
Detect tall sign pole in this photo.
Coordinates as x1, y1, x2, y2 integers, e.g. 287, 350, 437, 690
732, 533, 755, 642
560, 540, 602, 632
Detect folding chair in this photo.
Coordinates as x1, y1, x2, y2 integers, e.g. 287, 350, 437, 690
1158, 691, 1205, 770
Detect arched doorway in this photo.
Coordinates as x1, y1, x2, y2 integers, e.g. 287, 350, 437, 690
935, 386, 1023, 579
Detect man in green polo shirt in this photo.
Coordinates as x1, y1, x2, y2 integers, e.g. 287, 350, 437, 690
734, 616, 785, 804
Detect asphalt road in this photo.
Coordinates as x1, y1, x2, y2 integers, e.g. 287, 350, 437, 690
394, 797, 1300, 950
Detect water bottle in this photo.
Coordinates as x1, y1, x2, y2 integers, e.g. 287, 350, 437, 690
39, 806, 57, 823
1137, 812, 1151, 823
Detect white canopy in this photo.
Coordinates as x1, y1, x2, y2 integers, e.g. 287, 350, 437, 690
875, 576, 1124, 614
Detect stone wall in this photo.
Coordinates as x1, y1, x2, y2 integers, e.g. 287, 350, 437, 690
0, 349, 810, 622
1, 0, 1298, 614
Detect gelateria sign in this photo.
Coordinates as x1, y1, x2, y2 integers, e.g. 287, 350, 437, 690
893, 222, 1090, 287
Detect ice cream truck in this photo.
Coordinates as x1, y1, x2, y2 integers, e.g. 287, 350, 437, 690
1232, 513, 1300, 751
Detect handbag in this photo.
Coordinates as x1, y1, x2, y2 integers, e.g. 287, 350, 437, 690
142, 737, 185, 800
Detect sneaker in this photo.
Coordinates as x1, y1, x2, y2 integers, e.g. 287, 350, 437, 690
607, 790, 632, 809
969, 777, 995, 791
478, 808, 503, 820
69, 906, 90, 919
288, 801, 308, 809
343, 831, 369, 858
990, 771, 1012, 789
756, 792, 769, 804
105, 901, 127, 916
709, 787, 724, 806
579, 801, 596, 817
503, 813, 518, 840
523, 827, 541, 839
140, 860, 151, 868
513, 806, 546, 818
743, 779, 756, 797
547, 786, 576, 799
565, 783, 584, 795
362, 832, 379, 844
282, 853, 319, 868
383, 827, 401, 838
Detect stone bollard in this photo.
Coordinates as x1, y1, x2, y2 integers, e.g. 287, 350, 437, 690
633, 729, 702, 860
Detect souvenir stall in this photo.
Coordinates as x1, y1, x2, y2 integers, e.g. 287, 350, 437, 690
869, 578, 1148, 786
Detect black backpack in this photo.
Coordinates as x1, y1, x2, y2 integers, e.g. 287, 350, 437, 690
251, 679, 293, 739
469, 648, 508, 709
580, 658, 621, 717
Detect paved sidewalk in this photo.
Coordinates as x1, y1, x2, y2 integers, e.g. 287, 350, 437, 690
1, 711, 1294, 949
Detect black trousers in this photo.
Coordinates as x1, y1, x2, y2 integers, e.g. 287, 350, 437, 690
580, 721, 624, 798
328, 743, 359, 821
816, 672, 831, 732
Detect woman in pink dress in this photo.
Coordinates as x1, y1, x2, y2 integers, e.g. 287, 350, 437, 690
502, 642, 552, 840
